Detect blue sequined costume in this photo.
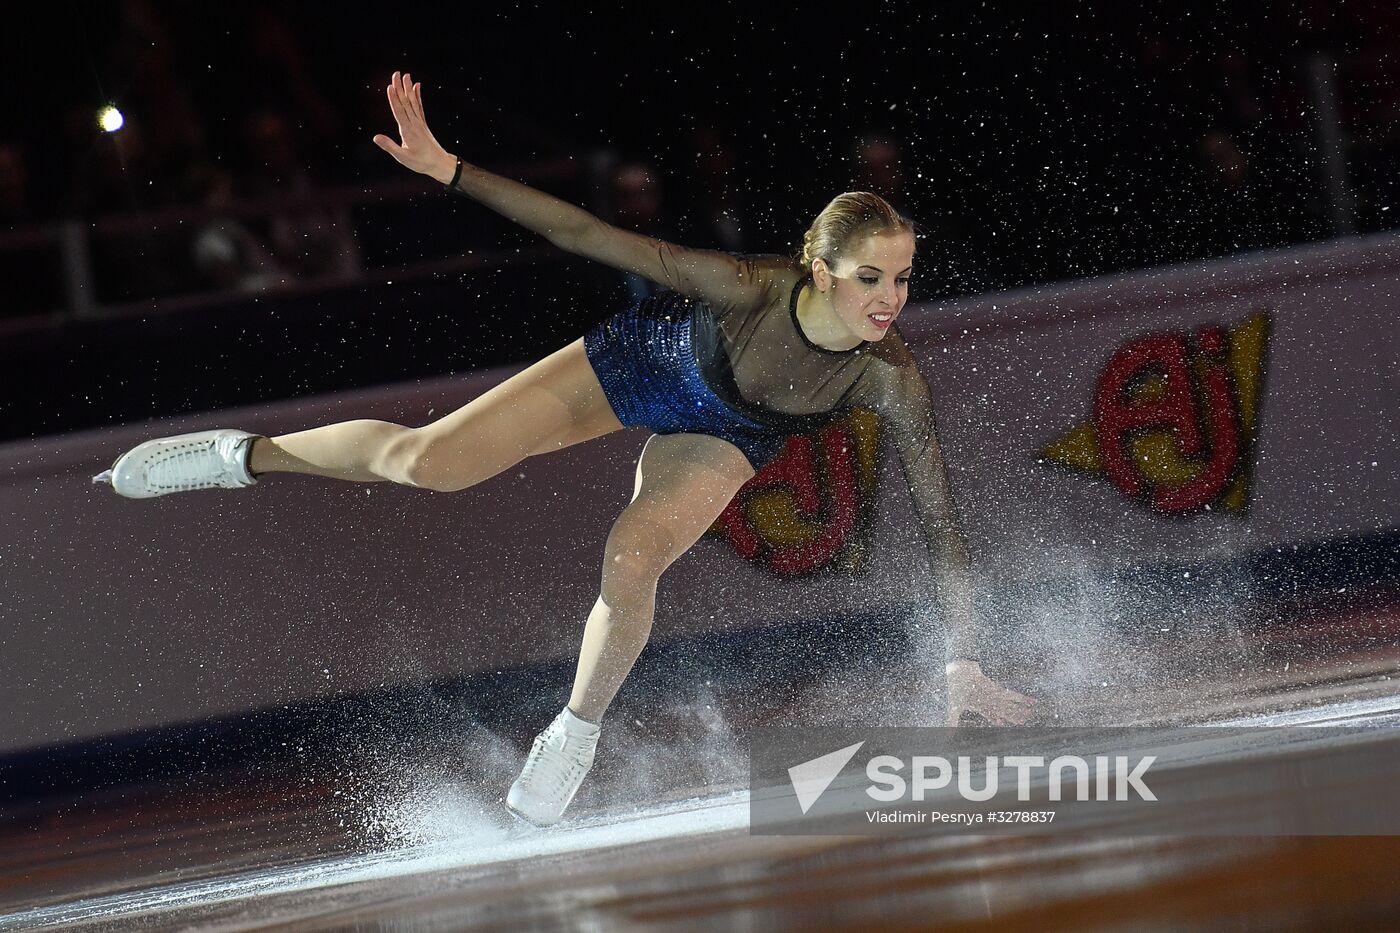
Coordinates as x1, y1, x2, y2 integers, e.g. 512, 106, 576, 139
584, 291, 788, 470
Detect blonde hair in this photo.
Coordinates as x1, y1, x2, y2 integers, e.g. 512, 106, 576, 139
796, 192, 918, 270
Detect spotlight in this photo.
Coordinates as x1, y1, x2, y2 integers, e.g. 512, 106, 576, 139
97, 105, 124, 133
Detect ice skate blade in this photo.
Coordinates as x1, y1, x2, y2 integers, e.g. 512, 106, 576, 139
503, 801, 557, 829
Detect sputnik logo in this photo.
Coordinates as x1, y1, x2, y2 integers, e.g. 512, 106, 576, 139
1041, 311, 1270, 514
789, 741, 866, 814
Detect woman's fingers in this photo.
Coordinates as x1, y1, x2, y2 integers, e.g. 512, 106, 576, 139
956, 686, 1037, 726
995, 693, 1035, 724
386, 71, 427, 131
376, 70, 447, 178
994, 683, 1036, 709
404, 72, 422, 121
990, 687, 1033, 720
388, 72, 411, 127
386, 82, 406, 130
1002, 700, 1036, 722
399, 72, 421, 123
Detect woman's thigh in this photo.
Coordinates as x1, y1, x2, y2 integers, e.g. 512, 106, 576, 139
606, 432, 756, 575
411, 338, 624, 488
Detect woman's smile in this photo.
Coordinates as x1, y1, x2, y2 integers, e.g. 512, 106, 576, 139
867, 309, 896, 330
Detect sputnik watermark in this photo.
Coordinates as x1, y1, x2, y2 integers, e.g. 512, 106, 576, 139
865, 809, 1058, 825
752, 726, 1400, 836
864, 754, 1156, 803
789, 746, 1154, 813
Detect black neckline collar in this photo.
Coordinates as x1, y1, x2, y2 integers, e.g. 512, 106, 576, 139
788, 273, 867, 356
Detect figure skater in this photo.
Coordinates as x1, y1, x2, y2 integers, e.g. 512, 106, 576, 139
93, 72, 1037, 826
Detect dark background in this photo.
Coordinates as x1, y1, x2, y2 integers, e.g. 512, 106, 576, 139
1, 0, 1395, 440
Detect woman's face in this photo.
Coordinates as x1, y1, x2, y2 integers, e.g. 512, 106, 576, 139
816, 228, 915, 343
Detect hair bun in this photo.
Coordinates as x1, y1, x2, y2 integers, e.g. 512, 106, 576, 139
800, 191, 913, 270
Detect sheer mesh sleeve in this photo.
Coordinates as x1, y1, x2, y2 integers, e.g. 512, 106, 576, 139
576, 221, 774, 313
855, 332, 981, 662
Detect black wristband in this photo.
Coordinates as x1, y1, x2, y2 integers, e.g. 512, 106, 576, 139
446, 156, 463, 192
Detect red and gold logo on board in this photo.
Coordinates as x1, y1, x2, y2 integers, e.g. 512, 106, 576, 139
709, 409, 882, 575
1041, 311, 1270, 514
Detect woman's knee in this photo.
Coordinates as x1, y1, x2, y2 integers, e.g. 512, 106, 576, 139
602, 545, 670, 597
601, 510, 680, 596
389, 427, 482, 492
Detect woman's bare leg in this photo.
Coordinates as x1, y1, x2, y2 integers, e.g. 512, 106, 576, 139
568, 433, 756, 722
246, 338, 622, 488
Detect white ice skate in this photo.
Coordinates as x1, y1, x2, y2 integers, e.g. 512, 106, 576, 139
506, 707, 600, 826
92, 428, 260, 499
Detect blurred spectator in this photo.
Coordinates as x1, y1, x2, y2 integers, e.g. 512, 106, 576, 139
107, 0, 208, 207
69, 121, 186, 302
1213, 52, 1265, 137
70, 121, 155, 218
1186, 125, 1300, 259
691, 126, 749, 252
0, 142, 61, 318
15, 2, 1398, 316
848, 132, 976, 298
242, 110, 360, 281
247, 7, 342, 148
186, 163, 289, 294
0, 143, 32, 227
850, 134, 913, 217
1332, 6, 1400, 233
608, 160, 680, 304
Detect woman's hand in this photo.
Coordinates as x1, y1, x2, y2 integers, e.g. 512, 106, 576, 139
944, 659, 1038, 726
373, 71, 455, 182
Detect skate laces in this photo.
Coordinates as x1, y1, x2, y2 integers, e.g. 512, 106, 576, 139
149, 438, 227, 491
519, 727, 594, 798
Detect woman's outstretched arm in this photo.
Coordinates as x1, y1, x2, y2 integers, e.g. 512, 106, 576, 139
863, 339, 1039, 726
373, 71, 764, 307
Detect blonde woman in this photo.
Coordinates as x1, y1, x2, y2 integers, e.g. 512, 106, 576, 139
95, 71, 1037, 826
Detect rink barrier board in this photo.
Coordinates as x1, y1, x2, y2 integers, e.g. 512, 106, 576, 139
1, 232, 1396, 757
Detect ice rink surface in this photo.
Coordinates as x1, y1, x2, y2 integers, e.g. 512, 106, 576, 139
3, 600, 1400, 931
